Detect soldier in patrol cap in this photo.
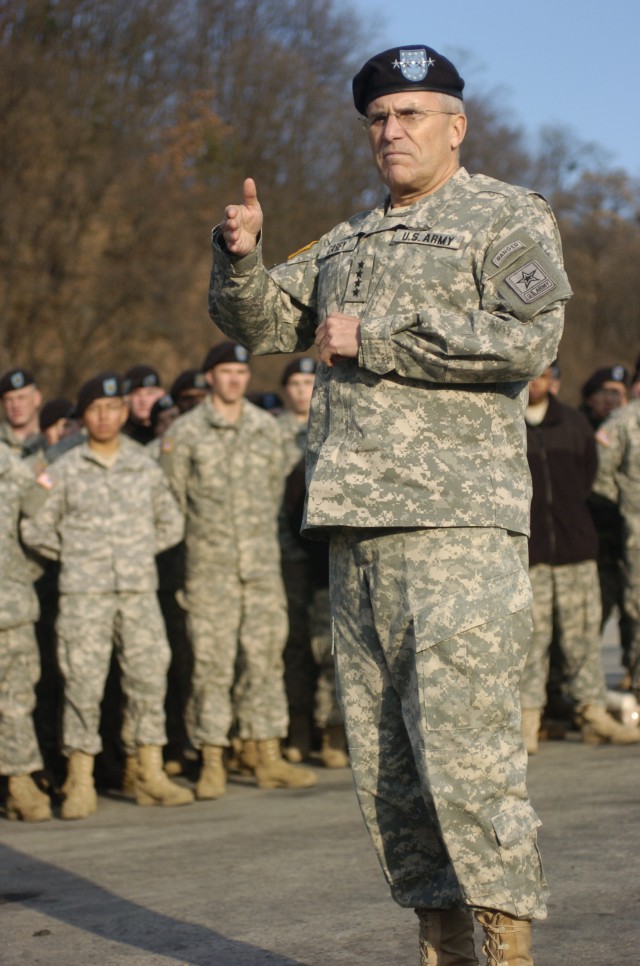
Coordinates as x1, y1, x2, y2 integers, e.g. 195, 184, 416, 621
21, 372, 192, 818
160, 341, 316, 798
0, 368, 44, 458
210, 41, 572, 965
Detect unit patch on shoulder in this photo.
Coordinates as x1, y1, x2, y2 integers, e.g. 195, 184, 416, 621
595, 428, 610, 447
287, 240, 319, 261
160, 438, 174, 454
492, 239, 527, 268
504, 259, 556, 304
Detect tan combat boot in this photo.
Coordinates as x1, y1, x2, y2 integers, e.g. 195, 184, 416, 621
135, 745, 194, 806
475, 910, 533, 965
6, 775, 52, 822
255, 738, 316, 789
121, 755, 137, 795
578, 704, 640, 745
520, 708, 541, 755
195, 745, 226, 800
61, 751, 98, 820
320, 723, 350, 768
239, 738, 259, 775
417, 907, 478, 965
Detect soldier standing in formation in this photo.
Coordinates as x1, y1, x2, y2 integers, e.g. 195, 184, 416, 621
0, 368, 44, 458
278, 357, 348, 767
160, 342, 315, 799
209, 43, 572, 965
520, 365, 640, 751
594, 395, 640, 707
0, 445, 51, 821
20, 373, 192, 818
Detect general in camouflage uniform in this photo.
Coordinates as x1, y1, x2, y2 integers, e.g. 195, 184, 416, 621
0, 445, 51, 821
593, 399, 640, 702
20, 373, 192, 818
208, 44, 573, 964
159, 343, 315, 798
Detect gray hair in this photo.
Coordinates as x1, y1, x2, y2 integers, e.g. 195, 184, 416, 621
436, 93, 466, 115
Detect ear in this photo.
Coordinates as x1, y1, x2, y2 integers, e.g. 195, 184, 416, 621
450, 112, 467, 150
204, 369, 214, 389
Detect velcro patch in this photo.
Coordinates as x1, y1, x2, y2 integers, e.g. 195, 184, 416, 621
392, 229, 460, 249
595, 428, 611, 447
160, 438, 174, 454
504, 259, 556, 304
492, 239, 527, 267
323, 237, 359, 258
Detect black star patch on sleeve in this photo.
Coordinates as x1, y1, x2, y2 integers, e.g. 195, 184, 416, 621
505, 259, 556, 304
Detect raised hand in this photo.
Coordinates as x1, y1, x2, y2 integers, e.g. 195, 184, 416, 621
220, 178, 263, 256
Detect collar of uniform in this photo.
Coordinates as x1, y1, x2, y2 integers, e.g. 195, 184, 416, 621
383, 166, 469, 228
203, 394, 247, 430
78, 433, 138, 468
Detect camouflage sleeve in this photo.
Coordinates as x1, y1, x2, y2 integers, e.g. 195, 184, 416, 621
208, 230, 319, 355
359, 194, 571, 385
19, 467, 65, 561
158, 427, 190, 515
269, 421, 287, 513
150, 462, 185, 555
592, 416, 626, 504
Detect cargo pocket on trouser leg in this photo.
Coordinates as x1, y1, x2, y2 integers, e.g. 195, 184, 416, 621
490, 799, 549, 920
413, 565, 533, 732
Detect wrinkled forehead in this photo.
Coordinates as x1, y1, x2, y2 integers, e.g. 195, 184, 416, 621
365, 89, 445, 114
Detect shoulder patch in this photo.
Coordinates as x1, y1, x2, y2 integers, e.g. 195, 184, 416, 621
160, 438, 174, 454
504, 259, 556, 305
288, 240, 319, 260
595, 428, 610, 447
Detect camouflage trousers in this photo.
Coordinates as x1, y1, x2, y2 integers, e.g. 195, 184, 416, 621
56, 593, 170, 756
282, 558, 342, 729
308, 586, 342, 729
329, 526, 548, 920
185, 571, 289, 747
0, 623, 43, 775
281, 556, 316, 717
623, 548, 640, 691
521, 561, 607, 710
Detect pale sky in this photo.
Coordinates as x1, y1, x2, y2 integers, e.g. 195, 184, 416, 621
350, 0, 639, 177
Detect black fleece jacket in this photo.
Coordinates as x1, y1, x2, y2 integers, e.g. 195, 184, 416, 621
526, 395, 599, 567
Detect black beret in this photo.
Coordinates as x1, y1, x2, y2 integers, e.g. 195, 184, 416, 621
169, 368, 208, 398
77, 372, 123, 416
149, 393, 176, 429
581, 365, 628, 399
202, 342, 250, 372
0, 367, 36, 397
352, 45, 464, 116
122, 364, 161, 393
280, 356, 318, 386
40, 398, 73, 431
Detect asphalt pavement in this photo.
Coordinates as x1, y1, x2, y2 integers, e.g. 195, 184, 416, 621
1, 632, 639, 966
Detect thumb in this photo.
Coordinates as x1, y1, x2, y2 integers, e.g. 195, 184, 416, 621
243, 177, 260, 209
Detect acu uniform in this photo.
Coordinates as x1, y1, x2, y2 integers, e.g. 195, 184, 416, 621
20, 437, 184, 764
160, 395, 291, 752
593, 399, 640, 701
0, 445, 51, 820
210, 164, 571, 921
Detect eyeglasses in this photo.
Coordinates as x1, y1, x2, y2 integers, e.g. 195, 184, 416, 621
358, 108, 456, 132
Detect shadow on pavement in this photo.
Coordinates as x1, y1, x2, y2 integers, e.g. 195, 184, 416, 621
0, 842, 308, 966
